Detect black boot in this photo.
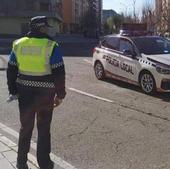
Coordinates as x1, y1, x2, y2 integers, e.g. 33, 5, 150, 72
41, 161, 54, 169
16, 163, 29, 169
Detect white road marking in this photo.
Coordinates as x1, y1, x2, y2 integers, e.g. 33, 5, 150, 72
0, 136, 17, 147
0, 122, 77, 169
0, 135, 39, 168
83, 59, 93, 65
68, 88, 114, 103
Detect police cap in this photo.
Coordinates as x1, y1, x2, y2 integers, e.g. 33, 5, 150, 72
29, 16, 52, 30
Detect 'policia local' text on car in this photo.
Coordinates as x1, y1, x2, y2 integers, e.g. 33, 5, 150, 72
93, 24, 170, 94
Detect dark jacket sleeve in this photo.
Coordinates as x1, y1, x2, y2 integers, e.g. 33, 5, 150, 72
50, 44, 66, 99
7, 52, 18, 95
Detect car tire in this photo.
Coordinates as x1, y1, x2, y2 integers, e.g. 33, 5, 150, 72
94, 61, 105, 80
139, 71, 156, 95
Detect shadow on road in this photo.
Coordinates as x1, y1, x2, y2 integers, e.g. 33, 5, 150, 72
104, 78, 170, 102
155, 93, 170, 102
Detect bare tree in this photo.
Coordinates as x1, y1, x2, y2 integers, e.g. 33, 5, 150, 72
141, 1, 155, 34
155, 0, 170, 34
121, 0, 140, 23
141, 2, 153, 21
123, 13, 135, 23
81, 0, 99, 38
132, 0, 136, 21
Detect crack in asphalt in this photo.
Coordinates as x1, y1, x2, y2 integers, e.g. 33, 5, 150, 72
115, 102, 170, 123
153, 123, 167, 133
67, 117, 98, 138
92, 130, 115, 135
124, 117, 148, 127
127, 161, 133, 169
163, 105, 169, 109
69, 88, 170, 123
112, 141, 123, 153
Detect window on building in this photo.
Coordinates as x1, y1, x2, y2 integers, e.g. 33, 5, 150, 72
0, 0, 7, 12
25, 0, 35, 10
40, 3, 49, 11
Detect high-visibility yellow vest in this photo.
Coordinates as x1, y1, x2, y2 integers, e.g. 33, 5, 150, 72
13, 37, 57, 76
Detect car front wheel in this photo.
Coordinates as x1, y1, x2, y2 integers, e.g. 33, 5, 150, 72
94, 61, 105, 80
139, 72, 156, 94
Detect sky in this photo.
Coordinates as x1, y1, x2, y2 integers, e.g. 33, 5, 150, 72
103, 0, 154, 15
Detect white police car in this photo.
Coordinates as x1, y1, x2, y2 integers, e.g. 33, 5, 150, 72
93, 32, 170, 94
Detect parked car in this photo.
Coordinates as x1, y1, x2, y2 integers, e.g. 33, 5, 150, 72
93, 33, 170, 94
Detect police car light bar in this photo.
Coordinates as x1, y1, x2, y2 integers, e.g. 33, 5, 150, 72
120, 23, 148, 36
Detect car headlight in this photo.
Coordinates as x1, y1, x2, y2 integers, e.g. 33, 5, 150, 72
156, 66, 170, 74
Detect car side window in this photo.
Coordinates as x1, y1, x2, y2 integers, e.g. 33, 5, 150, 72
101, 37, 119, 51
101, 40, 107, 48
119, 39, 134, 56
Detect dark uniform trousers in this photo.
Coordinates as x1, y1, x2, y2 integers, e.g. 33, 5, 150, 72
17, 86, 55, 169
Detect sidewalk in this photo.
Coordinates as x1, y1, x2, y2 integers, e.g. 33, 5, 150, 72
0, 55, 8, 70
0, 133, 38, 169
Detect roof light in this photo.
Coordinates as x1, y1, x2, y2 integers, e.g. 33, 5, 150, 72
120, 23, 149, 36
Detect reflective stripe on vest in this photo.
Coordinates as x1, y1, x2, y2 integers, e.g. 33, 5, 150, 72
16, 78, 55, 88
13, 37, 57, 76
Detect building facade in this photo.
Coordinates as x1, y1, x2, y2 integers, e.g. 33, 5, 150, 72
94, 0, 103, 26
0, 0, 62, 36
62, 0, 102, 33
91, 0, 103, 35
62, 0, 89, 33
155, 0, 170, 33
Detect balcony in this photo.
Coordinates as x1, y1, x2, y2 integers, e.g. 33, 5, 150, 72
0, 10, 62, 21
0, 0, 63, 21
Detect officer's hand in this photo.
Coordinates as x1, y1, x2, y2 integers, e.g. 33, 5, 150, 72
6, 94, 18, 103
57, 90, 66, 100
53, 96, 62, 108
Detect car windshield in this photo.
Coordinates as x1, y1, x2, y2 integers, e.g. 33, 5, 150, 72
132, 37, 170, 55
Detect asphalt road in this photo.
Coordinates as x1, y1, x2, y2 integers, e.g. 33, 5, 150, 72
0, 55, 170, 169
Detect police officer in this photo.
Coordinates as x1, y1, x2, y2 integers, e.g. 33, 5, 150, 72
7, 16, 66, 169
